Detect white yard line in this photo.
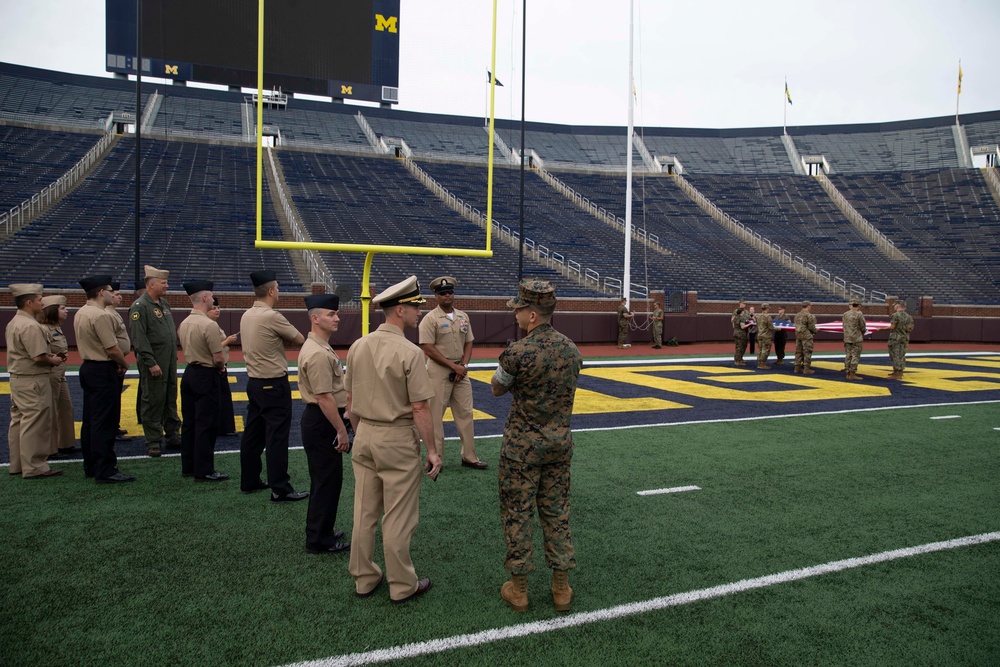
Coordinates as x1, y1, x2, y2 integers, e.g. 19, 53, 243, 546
929, 415, 962, 420
637, 485, 701, 495
277, 531, 1000, 667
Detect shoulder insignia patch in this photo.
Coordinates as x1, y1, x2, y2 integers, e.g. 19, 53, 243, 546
131, 312, 140, 321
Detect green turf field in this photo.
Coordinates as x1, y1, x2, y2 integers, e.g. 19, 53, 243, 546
2, 402, 998, 666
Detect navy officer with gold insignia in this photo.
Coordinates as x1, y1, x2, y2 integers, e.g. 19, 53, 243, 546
128, 265, 180, 458
239, 269, 307, 502
418, 276, 486, 469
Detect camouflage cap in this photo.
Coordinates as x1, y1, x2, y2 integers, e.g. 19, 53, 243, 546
506, 279, 556, 309
802, 300, 811, 307
849, 298, 861, 307
760, 303, 770, 310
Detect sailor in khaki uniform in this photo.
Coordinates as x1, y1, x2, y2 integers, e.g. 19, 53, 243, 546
239, 270, 306, 501
346, 276, 442, 603
208, 297, 239, 435
177, 280, 228, 482
75, 276, 134, 483
6, 284, 64, 478
298, 294, 351, 555
107, 281, 131, 439
418, 276, 485, 469
39, 295, 77, 457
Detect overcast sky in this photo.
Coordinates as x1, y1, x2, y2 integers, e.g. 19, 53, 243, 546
1, 0, 998, 129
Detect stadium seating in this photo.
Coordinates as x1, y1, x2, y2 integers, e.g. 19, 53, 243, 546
2, 61, 999, 303
0, 126, 102, 207
0, 137, 302, 291
277, 150, 603, 297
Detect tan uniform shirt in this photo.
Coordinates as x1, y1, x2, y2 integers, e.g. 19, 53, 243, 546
298, 331, 346, 407
218, 324, 230, 364
74, 301, 119, 361
178, 309, 223, 366
45, 323, 69, 380
240, 301, 300, 379
418, 306, 474, 362
346, 323, 434, 423
5, 310, 50, 375
106, 305, 130, 357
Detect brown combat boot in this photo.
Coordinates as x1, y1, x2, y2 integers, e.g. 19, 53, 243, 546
793, 365, 802, 374
802, 366, 815, 375
501, 574, 529, 613
846, 372, 864, 381
551, 569, 573, 612
757, 363, 771, 370
886, 371, 902, 380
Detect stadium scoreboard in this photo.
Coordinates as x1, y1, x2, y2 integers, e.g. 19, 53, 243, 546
106, 0, 400, 104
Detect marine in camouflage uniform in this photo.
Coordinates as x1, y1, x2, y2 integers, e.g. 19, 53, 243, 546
842, 300, 867, 380
651, 302, 664, 348
732, 301, 750, 366
886, 301, 914, 379
755, 303, 774, 369
616, 298, 633, 348
129, 266, 180, 457
794, 301, 818, 374
492, 279, 582, 613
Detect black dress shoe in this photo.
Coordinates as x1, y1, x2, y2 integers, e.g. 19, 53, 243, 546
47, 452, 71, 461
195, 472, 230, 482
333, 530, 345, 541
461, 459, 489, 470
355, 573, 385, 598
115, 433, 133, 441
165, 437, 182, 451
306, 541, 350, 554
117, 428, 128, 436
270, 490, 308, 503
96, 472, 136, 484
391, 578, 432, 603
241, 481, 269, 494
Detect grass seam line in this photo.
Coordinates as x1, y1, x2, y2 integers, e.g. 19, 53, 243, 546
279, 531, 1000, 667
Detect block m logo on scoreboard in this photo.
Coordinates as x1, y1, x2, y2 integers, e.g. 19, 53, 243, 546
374, 14, 397, 33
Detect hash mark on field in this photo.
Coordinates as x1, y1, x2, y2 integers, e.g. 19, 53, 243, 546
279, 531, 1000, 667
930, 415, 961, 420
637, 486, 701, 496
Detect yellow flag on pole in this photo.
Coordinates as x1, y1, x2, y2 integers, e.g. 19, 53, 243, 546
957, 63, 963, 95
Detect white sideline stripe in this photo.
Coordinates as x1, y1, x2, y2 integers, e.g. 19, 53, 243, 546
278, 531, 1000, 667
2, 350, 996, 379
637, 485, 700, 495
930, 415, 961, 420
5, 399, 1000, 469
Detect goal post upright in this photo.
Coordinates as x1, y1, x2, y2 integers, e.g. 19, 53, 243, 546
254, 0, 498, 336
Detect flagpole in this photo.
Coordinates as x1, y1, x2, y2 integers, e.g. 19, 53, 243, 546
783, 76, 787, 136
955, 59, 961, 125
623, 0, 634, 305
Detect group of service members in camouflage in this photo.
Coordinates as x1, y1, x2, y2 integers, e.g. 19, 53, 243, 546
6, 273, 584, 613
731, 298, 914, 378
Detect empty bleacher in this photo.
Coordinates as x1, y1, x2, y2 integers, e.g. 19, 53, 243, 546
278, 150, 602, 296
0, 125, 102, 207
0, 137, 302, 290
642, 133, 792, 174
550, 171, 837, 301
518, 127, 645, 169
792, 125, 959, 173
150, 94, 244, 138
831, 169, 1000, 303
0, 61, 143, 129
364, 113, 492, 160
270, 105, 372, 151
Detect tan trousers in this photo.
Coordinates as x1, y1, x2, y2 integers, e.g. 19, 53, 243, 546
426, 362, 477, 461
349, 421, 423, 600
48, 372, 75, 453
8, 374, 53, 476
